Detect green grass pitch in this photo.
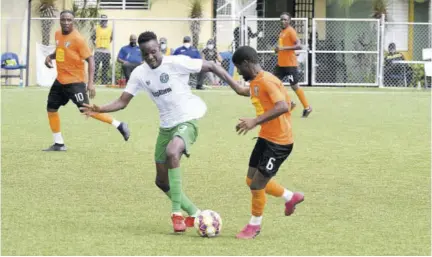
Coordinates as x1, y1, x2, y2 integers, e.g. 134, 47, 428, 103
1, 87, 431, 255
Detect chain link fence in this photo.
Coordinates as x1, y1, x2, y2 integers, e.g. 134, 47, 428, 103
31, 17, 240, 86
312, 18, 380, 86
380, 22, 432, 88
245, 17, 309, 86
24, 17, 432, 88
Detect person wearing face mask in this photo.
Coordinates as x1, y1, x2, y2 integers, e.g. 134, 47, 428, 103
199, 39, 223, 86
92, 14, 113, 85
160, 37, 173, 56
117, 34, 143, 82
173, 36, 201, 59
173, 36, 202, 89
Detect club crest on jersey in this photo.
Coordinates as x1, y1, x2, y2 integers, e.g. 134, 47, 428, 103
253, 86, 259, 96
160, 73, 169, 83
145, 80, 151, 86
64, 41, 70, 48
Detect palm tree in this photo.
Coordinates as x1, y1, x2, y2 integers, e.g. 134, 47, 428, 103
327, 0, 388, 19
72, 0, 101, 46
188, 0, 203, 48
36, 0, 58, 46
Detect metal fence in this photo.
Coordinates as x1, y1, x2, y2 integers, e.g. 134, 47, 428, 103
380, 21, 432, 88
312, 18, 380, 87
245, 17, 309, 86
21, 17, 432, 88
31, 17, 240, 86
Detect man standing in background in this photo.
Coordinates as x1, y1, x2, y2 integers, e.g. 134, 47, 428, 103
93, 14, 112, 85
117, 34, 142, 82
173, 36, 203, 89
275, 12, 312, 118
160, 37, 174, 56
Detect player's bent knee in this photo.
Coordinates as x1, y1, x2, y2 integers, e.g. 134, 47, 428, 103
47, 105, 60, 112
165, 144, 183, 161
246, 177, 252, 186
155, 179, 170, 192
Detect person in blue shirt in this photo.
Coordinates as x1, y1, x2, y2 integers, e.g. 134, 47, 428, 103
117, 34, 142, 82
173, 36, 203, 89
173, 36, 201, 59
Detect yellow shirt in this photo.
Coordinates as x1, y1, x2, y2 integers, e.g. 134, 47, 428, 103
95, 25, 112, 49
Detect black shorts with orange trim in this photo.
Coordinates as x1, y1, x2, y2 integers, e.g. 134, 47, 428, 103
47, 80, 89, 110
248, 137, 294, 177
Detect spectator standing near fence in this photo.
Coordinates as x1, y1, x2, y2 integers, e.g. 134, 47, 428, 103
199, 39, 223, 86
43, 10, 129, 151
275, 12, 312, 118
117, 34, 142, 82
233, 16, 260, 50
92, 14, 112, 85
173, 36, 204, 89
160, 37, 174, 56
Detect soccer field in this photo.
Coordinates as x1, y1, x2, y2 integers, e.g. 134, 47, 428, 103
1, 87, 431, 255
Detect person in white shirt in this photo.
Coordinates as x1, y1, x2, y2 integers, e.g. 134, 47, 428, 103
80, 31, 249, 233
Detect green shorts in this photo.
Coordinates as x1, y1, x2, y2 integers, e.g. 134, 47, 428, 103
154, 120, 199, 163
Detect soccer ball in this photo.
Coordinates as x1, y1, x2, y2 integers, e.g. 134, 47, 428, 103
194, 210, 222, 238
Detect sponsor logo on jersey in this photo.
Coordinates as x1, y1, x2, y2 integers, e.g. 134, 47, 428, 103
151, 87, 172, 97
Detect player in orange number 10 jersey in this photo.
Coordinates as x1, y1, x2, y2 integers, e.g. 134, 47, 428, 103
43, 10, 129, 151
232, 46, 304, 239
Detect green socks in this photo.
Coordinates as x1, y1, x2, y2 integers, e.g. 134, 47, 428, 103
167, 167, 199, 215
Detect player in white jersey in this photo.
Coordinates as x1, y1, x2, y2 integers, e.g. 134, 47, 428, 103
80, 31, 249, 233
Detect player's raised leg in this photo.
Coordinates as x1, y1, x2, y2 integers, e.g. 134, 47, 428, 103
155, 163, 200, 227
246, 168, 304, 216
164, 121, 201, 232
44, 80, 68, 151
154, 128, 200, 227
66, 83, 130, 141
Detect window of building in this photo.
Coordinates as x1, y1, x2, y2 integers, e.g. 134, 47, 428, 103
75, 0, 151, 10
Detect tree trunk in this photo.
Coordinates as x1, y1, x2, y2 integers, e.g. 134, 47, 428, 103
41, 19, 54, 46
190, 20, 201, 48
429, 0, 431, 23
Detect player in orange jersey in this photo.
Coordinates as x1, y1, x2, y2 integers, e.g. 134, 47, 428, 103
43, 10, 129, 151
275, 12, 312, 118
232, 46, 304, 239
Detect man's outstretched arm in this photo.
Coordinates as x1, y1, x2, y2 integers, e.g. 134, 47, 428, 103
201, 60, 250, 97
80, 92, 134, 114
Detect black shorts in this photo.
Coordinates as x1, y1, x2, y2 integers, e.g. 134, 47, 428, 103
274, 66, 299, 86
248, 137, 293, 178
47, 80, 89, 110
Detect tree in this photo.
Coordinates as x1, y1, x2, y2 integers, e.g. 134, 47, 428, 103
36, 0, 58, 46
188, 0, 204, 48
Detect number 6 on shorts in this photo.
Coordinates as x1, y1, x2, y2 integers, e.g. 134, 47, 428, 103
266, 157, 276, 170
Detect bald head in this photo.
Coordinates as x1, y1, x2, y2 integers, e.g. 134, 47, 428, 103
130, 34, 137, 47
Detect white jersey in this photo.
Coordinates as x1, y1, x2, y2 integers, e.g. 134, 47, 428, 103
125, 55, 207, 128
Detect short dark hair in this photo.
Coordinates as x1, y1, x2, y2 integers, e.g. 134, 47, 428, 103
60, 10, 75, 17
138, 31, 158, 44
280, 12, 291, 18
232, 46, 259, 65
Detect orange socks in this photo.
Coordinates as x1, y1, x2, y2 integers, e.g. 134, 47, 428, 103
90, 113, 113, 124
246, 177, 284, 197
251, 189, 266, 217
264, 180, 284, 197
294, 88, 309, 109
48, 112, 60, 133
48, 112, 64, 144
